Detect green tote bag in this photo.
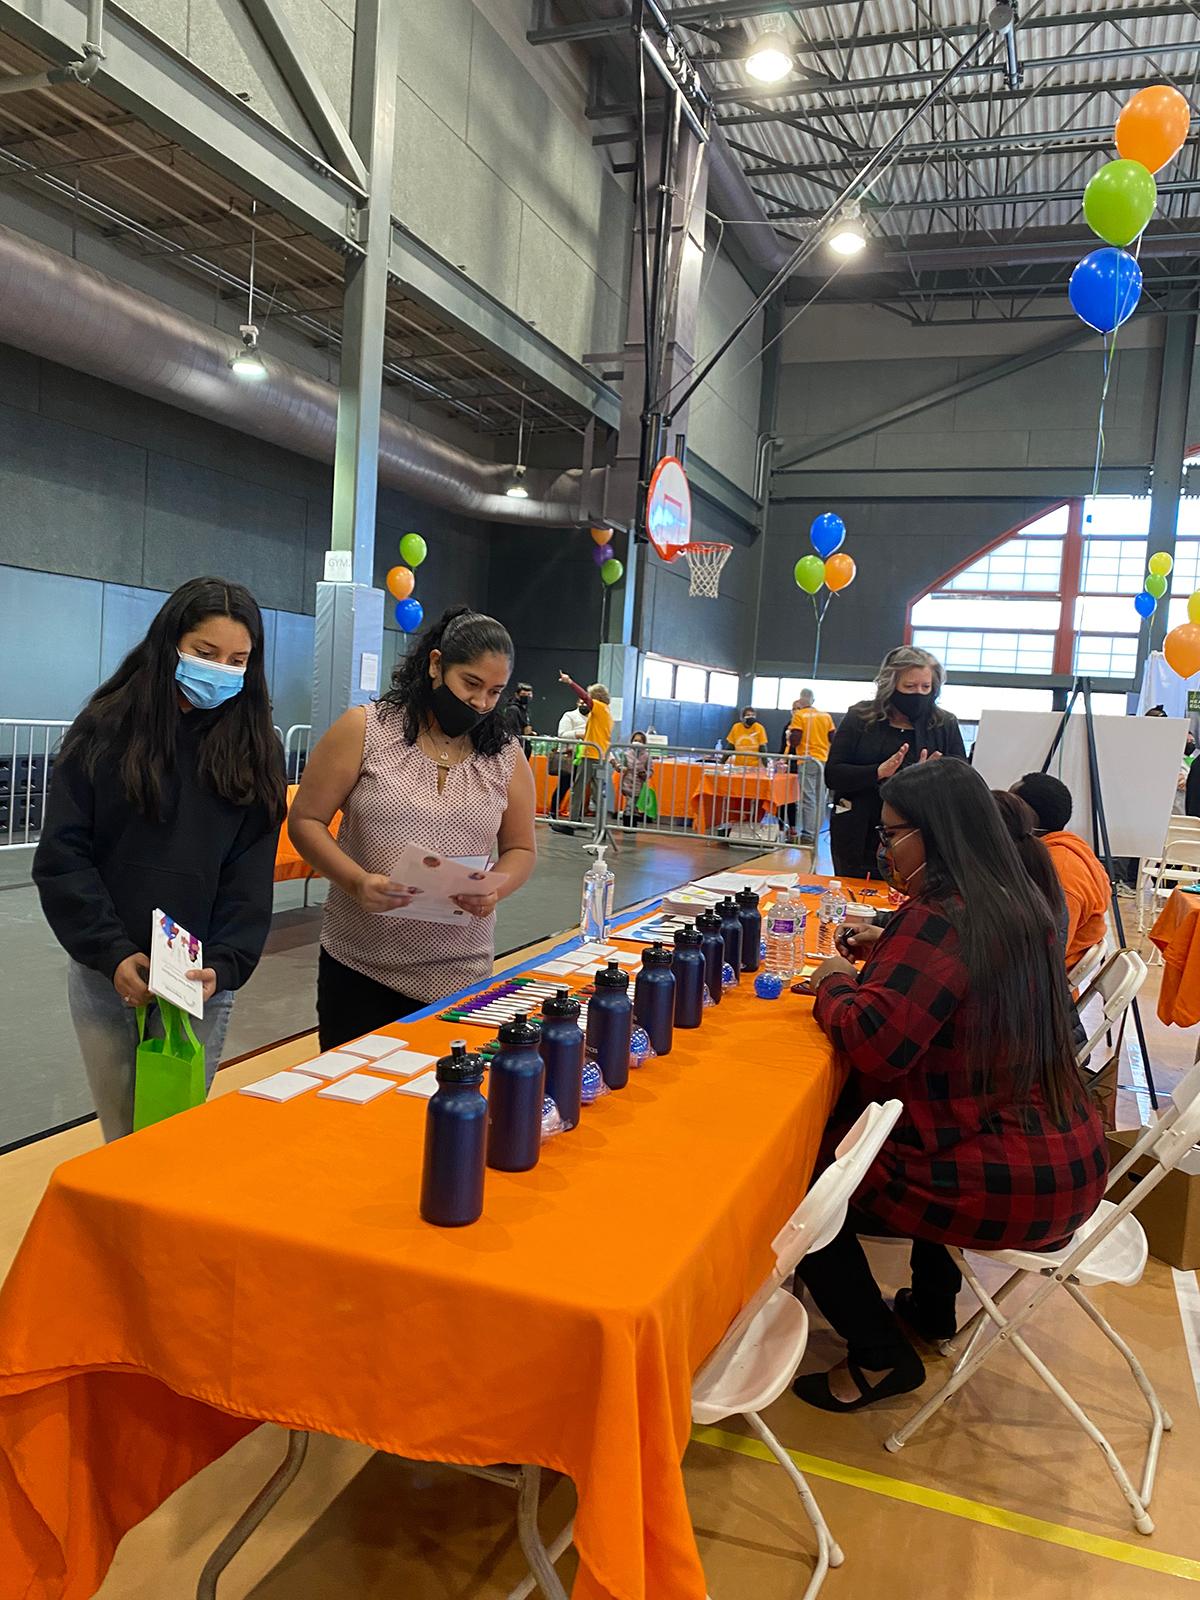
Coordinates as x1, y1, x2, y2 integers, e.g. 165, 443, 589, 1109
133, 999, 207, 1131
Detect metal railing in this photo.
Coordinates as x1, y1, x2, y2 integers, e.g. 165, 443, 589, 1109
284, 723, 312, 783
531, 738, 827, 848
0, 720, 70, 849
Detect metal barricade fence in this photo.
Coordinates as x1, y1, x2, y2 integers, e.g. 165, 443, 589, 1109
527, 735, 590, 823
587, 741, 827, 848
284, 724, 312, 783
0, 720, 70, 849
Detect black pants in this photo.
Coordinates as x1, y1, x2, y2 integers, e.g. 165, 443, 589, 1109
796, 1203, 962, 1370
317, 948, 425, 1052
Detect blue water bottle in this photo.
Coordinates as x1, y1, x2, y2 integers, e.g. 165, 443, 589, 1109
487, 1013, 545, 1172
718, 896, 743, 979
587, 960, 633, 1089
696, 908, 725, 1007
672, 923, 706, 1029
736, 886, 763, 974
634, 941, 676, 1057
540, 987, 585, 1131
419, 1040, 488, 1227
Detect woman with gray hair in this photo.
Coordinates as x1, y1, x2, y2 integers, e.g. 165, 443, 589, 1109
825, 645, 966, 878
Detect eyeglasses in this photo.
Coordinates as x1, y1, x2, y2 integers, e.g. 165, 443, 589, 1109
875, 824, 915, 845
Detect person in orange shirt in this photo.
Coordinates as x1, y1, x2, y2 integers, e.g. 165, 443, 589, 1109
555, 672, 613, 830
725, 707, 768, 767
785, 689, 835, 844
1011, 773, 1111, 968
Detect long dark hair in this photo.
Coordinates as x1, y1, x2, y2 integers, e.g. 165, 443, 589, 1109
992, 790, 1068, 938
61, 577, 286, 823
881, 760, 1083, 1123
380, 606, 514, 756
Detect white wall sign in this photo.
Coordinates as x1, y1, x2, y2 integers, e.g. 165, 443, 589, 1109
323, 549, 353, 583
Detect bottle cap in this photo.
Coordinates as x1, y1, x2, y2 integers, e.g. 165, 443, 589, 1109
542, 987, 581, 1019
594, 959, 630, 990
642, 941, 673, 967
674, 923, 702, 948
497, 1011, 541, 1045
696, 908, 722, 933
719, 896, 737, 914
736, 885, 760, 908
436, 1039, 486, 1084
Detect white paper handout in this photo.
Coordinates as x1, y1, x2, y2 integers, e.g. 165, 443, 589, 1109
341, 1034, 409, 1059
317, 1073, 395, 1104
239, 1070, 322, 1102
383, 846, 508, 924
149, 908, 204, 1019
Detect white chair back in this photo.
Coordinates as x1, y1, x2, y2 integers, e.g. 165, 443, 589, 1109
1076, 950, 1147, 1067
1069, 938, 1108, 994
1108, 1059, 1200, 1194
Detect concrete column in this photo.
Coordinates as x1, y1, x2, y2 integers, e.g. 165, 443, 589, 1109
1145, 298, 1198, 665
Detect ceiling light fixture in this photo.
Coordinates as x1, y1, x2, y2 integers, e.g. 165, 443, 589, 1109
229, 200, 267, 380
744, 27, 793, 84
505, 395, 529, 497
828, 200, 867, 257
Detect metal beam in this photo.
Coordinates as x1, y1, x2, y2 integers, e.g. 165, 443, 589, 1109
786, 226, 1200, 276
771, 467, 1151, 498
743, 129, 1200, 179
763, 176, 1200, 222
1145, 295, 1198, 660
0, 0, 362, 242
240, 0, 368, 189
772, 328, 1095, 474
718, 75, 1172, 126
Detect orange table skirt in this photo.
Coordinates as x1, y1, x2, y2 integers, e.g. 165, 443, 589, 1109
690, 770, 801, 834
1150, 887, 1200, 1026
0, 885, 840, 1600
529, 754, 703, 824
273, 785, 342, 883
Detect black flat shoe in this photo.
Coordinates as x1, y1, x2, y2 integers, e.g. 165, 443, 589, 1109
792, 1351, 925, 1413
894, 1287, 958, 1345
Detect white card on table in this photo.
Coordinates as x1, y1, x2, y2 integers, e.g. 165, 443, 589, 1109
317, 1073, 395, 1103
382, 847, 508, 924
538, 958, 582, 977
341, 1034, 409, 1059
239, 1070, 322, 1102
296, 1051, 365, 1080
395, 1072, 439, 1098
368, 1049, 439, 1077
148, 908, 204, 1020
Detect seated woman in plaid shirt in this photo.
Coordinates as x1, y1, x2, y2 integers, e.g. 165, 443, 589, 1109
794, 759, 1107, 1413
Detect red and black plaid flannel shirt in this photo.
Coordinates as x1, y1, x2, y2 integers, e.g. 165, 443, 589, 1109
814, 897, 1108, 1250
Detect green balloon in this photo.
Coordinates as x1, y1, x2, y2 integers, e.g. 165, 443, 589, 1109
600, 557, 624, 587
1145, 571, 1168, 598
1083, 159, 1157, 248
399, 533, 427, 568
794, 555, 826, 595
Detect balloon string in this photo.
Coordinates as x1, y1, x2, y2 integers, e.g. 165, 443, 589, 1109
811, 594, 822, 679
1090, 323, 1119, 500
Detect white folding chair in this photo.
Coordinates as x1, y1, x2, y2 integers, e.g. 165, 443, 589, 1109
690, 1098, 903, 1600
1074, 948, 1147, 1086
1067, 934, 1110, 995
1137, 818, 1200, 931
884, 1061, 1200, 1535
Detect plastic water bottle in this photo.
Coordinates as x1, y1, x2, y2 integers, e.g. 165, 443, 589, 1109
696, 909, 725, 1007
487, 1013, 545, 1172
580, 842, 614, 944
717, 896, 743, 978
817, 879, 848, 955
736, 887, 763, 973
420, 1041, 488, 1227
765, 886, 805, 979
539, 988, 585, 1132
634, 941, 676, 1057
671, 923, 706, 1029
586, 961, 633, 1089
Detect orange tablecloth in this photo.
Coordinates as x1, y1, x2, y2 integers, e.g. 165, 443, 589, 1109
690, 769, 800, 834
1150, 887, 1200, 1026
0, 885, 840, 1600
273, 785, 342, 883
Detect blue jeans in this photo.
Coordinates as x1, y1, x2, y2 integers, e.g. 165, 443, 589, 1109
67, 960, 234, 1142
799, 758, 824, 843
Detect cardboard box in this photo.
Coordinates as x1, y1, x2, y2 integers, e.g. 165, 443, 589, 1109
1106, 1127, 1200, 1271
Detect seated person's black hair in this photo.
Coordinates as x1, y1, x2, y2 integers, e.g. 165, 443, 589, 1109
1016, 771, 1073, 833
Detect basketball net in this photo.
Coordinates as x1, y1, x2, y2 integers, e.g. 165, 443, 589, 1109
678, 541, 732, 599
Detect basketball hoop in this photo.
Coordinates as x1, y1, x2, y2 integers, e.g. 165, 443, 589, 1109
678, 541, 732, 599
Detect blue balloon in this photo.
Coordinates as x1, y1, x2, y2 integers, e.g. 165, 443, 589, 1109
1134, 590, 1157, 618
810, 512, 846, 559
1068, 247, 1142, 334
395, 597, 424, 632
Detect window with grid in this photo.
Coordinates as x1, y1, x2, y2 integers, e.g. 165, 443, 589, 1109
1165, 499, 1200, 632
1076, 494, 1150, 675
942, 503, 1068, 592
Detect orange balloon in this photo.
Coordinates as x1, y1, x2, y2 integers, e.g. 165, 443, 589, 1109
1164, 622, 1200, 680
386, 565, 414, 601
1115, 86, 1191, 175
590, 527, 612, 546
824, 553, 857, 593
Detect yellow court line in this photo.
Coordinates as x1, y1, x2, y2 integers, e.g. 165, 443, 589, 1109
691, 1424, 1200, 1582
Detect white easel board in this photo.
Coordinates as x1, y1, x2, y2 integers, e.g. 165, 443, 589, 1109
971, 709, 1185, 861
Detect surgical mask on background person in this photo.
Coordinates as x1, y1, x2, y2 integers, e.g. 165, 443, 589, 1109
890, 689, 935, 722
175, 651, 246, 711
742, 713, 756, 726
431, 680, 485, 739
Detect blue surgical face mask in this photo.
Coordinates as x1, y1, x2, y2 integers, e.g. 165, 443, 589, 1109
176, 650, 246, 711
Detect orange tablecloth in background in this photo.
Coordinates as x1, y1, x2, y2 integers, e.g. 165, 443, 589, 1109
273, 785, 342, 883
690, 769, 800, 834
0, 886, 840, 1600
1150, 887, 1200, 1026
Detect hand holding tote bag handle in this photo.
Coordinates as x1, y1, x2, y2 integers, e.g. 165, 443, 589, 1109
133, 999, 207, 1131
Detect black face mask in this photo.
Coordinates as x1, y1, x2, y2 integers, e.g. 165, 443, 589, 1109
431, 680, 484, 739
891, 689, 935, 722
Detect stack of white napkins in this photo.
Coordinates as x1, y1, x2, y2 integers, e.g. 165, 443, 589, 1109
238, 1033, 438, 1105
239, 1070, 324, 1102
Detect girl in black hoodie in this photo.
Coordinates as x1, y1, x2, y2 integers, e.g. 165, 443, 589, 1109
34, 577, 286, 1139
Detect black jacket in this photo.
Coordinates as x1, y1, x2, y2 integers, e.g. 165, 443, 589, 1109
825, 704, 967, 879
33, 713, 281, 993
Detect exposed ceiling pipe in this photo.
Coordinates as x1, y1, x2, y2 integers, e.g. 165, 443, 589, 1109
0, 224, 591, 525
